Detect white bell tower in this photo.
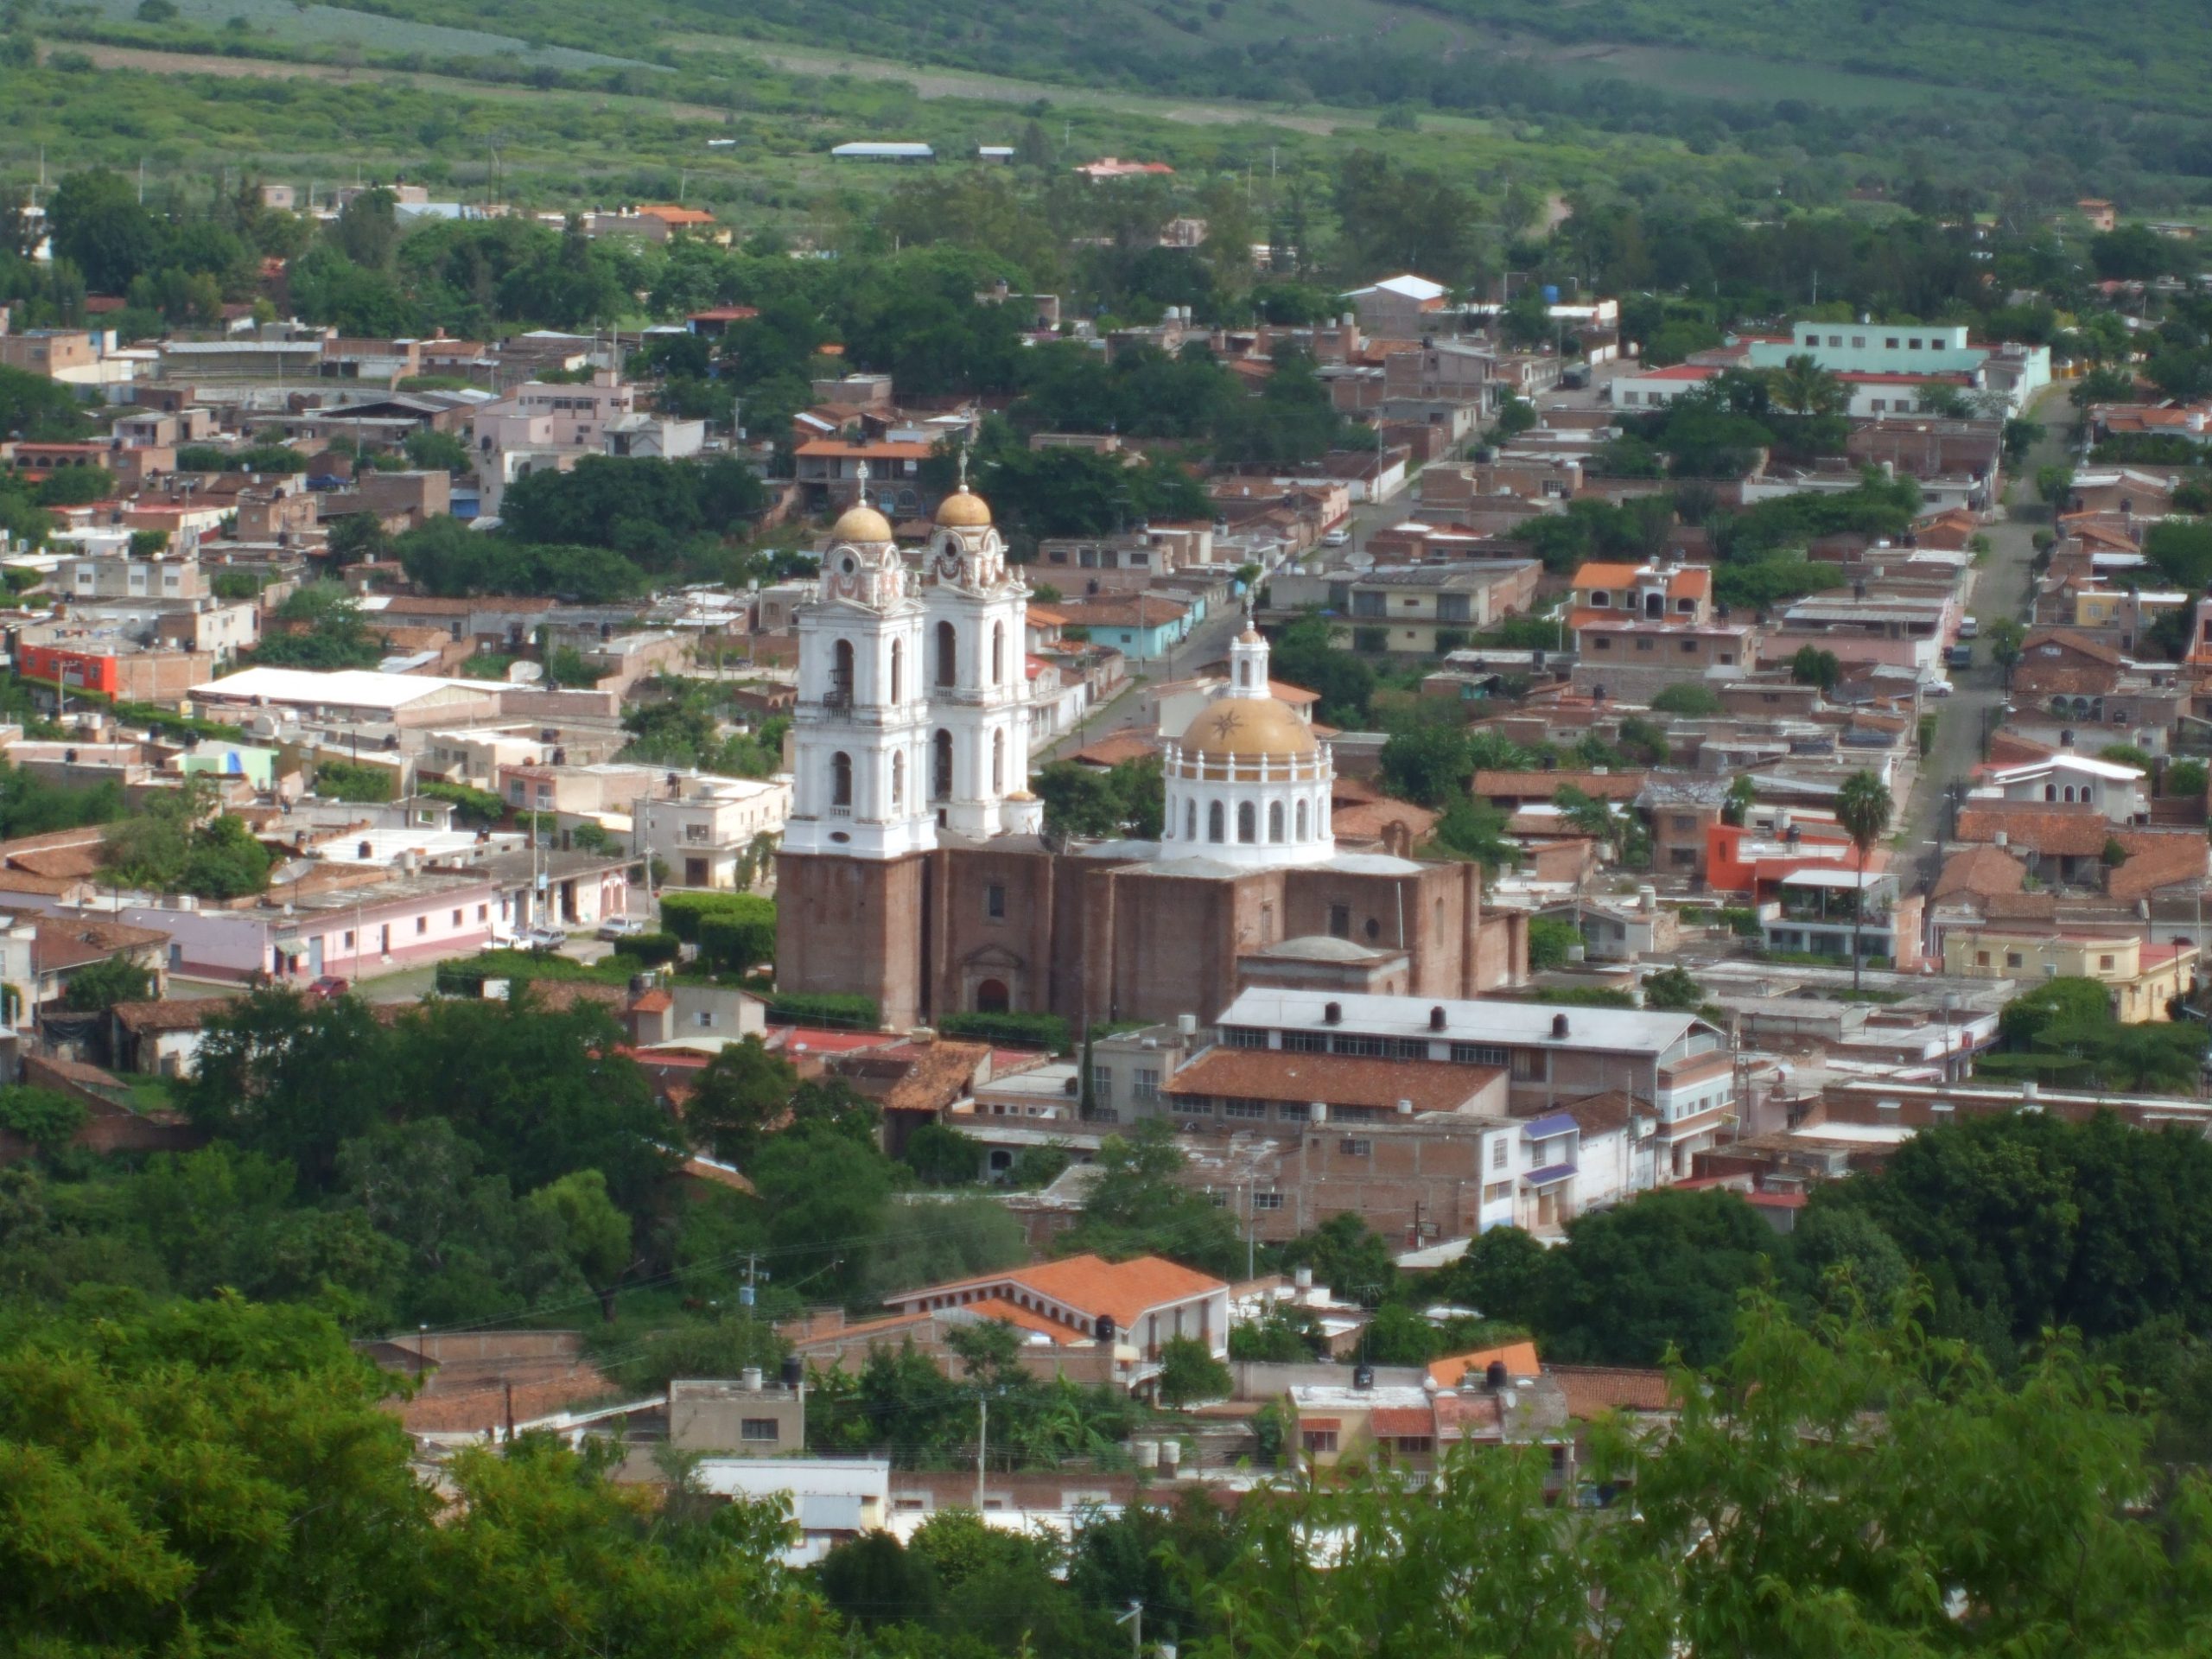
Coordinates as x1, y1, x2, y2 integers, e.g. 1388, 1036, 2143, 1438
921, 459, 1039, 839
784, 464, 938, 860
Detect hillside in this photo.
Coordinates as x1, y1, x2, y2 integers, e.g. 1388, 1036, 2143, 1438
350, 0, 2212, 120
9, 0, 2212, 215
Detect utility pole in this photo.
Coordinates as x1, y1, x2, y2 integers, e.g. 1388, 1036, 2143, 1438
740, 1252, 764, 1307
1115, 1600, 1143, 1658
975, 1395, 987, 1509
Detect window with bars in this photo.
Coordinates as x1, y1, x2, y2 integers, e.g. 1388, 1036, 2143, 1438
1452, 1043, 1509, 1066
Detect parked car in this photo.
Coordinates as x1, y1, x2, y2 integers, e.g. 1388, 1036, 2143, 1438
1923, 679, 1954, 699
596, 917, 647, 941
1945, 644, 1974, 670
1958, 617, 1980, 640
1322, 528, 1351, 547
526, 926, 569, 951
304, 976, 350, 1000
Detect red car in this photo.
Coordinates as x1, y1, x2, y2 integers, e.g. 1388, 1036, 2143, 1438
305, 976, 351, 1000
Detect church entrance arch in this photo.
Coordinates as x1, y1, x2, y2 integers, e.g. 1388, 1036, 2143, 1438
976, 978, 1010, 1013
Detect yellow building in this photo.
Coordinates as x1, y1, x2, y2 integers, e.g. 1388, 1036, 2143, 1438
1941, 928, 2196, 1022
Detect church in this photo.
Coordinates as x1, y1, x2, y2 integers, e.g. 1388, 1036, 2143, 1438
774, 475, 1528, 1030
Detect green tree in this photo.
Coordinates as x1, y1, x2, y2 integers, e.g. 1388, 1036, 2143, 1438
0, 1084, 86, 1151
683, 1035, 799, 1166
1065, 1118, 1243, 1277
1155, 1334, 1231, 1406
524, 1167, 634, 1321
1650, 681, 1722, 716
1532, 1187, 1779, 1366
1526, 915, 1580, 971
1378, 723, 1471, 809
1765, 351, 1847, 416
61, 951, 154, 1011
1986, 614, 2025, 686
1789, 644, 1842, 691
1834, 768, 1893, 993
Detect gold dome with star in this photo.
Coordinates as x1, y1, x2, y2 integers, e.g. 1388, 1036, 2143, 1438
1178, 695, 1318, 760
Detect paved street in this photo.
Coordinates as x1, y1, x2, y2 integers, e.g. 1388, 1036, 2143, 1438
1898, 385, 2072, 877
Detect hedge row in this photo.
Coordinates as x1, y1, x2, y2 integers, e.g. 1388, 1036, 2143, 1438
661, 890, 775, 942
764, 991, 879, 1030
937, 1011, 1071, 1052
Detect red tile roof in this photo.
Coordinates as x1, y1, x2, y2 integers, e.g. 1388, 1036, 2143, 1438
1429, 1340, 1542, 1389
1166, 1049, 1497, 1114
1549, 1364, 1674, 1416
1954, 801, 2111, 856
888, 1253, 1223, 1329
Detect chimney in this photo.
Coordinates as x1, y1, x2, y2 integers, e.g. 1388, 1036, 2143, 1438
1551, 1012, 1570, 1039
1428, 1005, 1446, 1031
1323, 1001, 1342, 1025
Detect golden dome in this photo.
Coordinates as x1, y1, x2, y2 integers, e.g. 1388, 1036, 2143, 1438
935, 486, 993, 528
830, 503, 893, 544
1179, 695, 1317, 760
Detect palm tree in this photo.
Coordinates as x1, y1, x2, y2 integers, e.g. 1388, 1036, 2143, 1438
1834, 770, 1895, 993
1768, 353, 1847, 418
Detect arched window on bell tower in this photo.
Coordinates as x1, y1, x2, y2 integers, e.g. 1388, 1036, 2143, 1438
932, 729, 953, 802
831, 639, 855, 705
891, 752, 906, 810
830, 751, 853, 809
936, 621, 957, 687
1184, 799, 1196, 841
1208, 802, 1224, 842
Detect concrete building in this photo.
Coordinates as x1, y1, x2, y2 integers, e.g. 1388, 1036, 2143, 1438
634, 775, 791, 890
1209, 987, 1732, 1181
1940, 928, 2193, 1021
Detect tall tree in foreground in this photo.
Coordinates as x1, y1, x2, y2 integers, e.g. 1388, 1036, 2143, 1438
1834, 768, 1894, 992
1198, 1294, 2212, 1657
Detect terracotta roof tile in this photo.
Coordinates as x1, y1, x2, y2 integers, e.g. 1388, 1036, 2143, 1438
889, 1254, 1224, 1330
1548, 1364, 1674, 1416
1368, 1406, 1436, 1437
110, 996, 236, 1033
1934, 844, 2029, 899
1166, 1049, 1497, 1114
1471, 770, 1645, 802
35, 916, 168, 974
1955, 801, 2111, 856
1429, 1340, 1542, 1389
2107, 830, 2209, 899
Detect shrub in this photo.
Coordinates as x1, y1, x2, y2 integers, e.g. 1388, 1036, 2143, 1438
1651, 682, 1723, 716
626, 931, 681, 968
418, 779, 505, 825
661, 889, 773, 942
313, 758, 394, 803
698, 907, 777, 975
937, 1010, 1071, 1052
0, 1084, 87, 1150
765, 991, 879, 1030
